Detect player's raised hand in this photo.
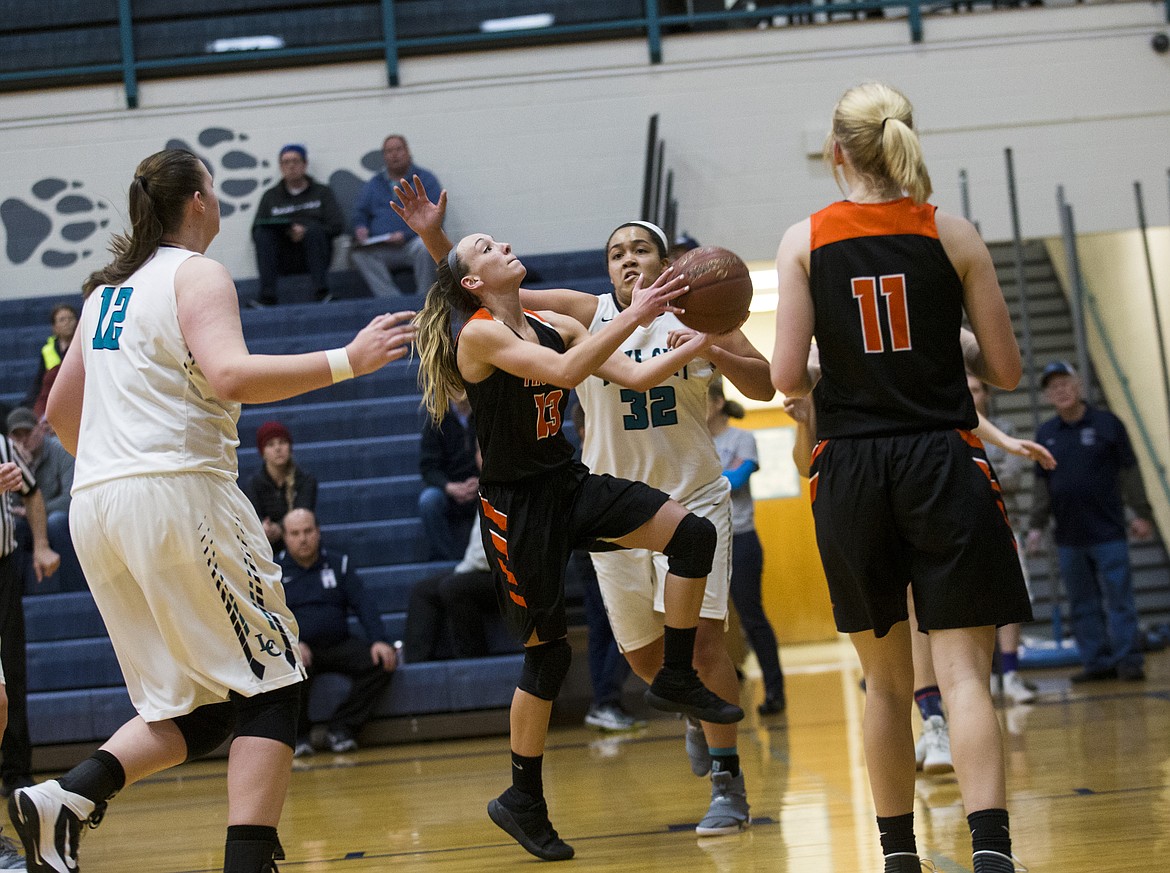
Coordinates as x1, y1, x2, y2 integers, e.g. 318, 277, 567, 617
346, 311, 418, 376
628, 266, 688, 321
391, 175, 447, 237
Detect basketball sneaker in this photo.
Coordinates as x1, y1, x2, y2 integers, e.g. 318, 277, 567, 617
684, 716, 711, 777
695, 769, 751, 836
972, 850, 1023, 873
583, 704, 644, 732
487, 789, 574, 861
917, 715, 953, 775
1001, 671, 1037, 705
9, 780, 106, 873
644, 667, 743, 724
884, 853, 938, 873
326, 728, 358, 754
0, 828, 24, 870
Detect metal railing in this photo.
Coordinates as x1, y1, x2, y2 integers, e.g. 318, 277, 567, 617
0, 1, 946, 109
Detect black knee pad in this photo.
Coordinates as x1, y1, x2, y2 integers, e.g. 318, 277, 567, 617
517, 638, 572, 702
229, 682, 302, 750
663, 512, 717, 579
174, 702, 236, 760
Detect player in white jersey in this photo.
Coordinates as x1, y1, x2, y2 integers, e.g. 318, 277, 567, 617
10, 148, 416, 873
521, 221, 775, 836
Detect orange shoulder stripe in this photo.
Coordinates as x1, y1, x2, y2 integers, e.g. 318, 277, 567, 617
811, 200, 938, 251
454, 307, 494, 345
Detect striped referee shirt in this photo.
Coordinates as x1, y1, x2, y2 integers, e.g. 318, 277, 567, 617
0, 436, 38, 559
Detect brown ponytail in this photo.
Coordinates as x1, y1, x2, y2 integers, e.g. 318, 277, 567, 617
83, 149, 207, 296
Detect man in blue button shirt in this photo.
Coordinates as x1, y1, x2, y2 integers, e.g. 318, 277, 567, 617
1025, 362, 1155, 683
350, 134, 441, 297
279, 509, 397, 755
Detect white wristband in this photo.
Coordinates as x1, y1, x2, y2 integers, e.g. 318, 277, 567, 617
325, 347, 354, 383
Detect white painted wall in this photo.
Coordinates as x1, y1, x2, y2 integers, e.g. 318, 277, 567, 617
1, 4, 1167, 300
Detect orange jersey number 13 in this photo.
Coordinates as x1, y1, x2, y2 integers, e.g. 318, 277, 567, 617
533, 390, 564, 440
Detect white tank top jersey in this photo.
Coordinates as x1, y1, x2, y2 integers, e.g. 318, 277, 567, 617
577, 292, 724, 505
73, 246, 242, 490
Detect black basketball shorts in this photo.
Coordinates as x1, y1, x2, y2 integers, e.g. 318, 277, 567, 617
810, 429, 1033, 638
477, 461, 670, 644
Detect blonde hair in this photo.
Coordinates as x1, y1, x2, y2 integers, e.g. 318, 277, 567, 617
83, 149, 208, 297
824, 82, 932, 205
415, 253, 480, 424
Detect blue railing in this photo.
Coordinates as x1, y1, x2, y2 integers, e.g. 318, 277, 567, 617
1, 0, 932, 109
3, 1, 1164, 110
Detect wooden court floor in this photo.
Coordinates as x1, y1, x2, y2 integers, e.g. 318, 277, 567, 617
55, 641, 1170, 872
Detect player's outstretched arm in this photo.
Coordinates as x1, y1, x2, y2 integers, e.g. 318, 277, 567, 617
595, 330, 713, 393
392, 175, 453, 265
519, 287, 600, 330
666, 327, 774, 401
177, 257, 416, 404
973, 413, 1057, 470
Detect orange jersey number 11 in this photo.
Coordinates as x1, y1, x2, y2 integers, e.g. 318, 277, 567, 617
851, 274, 911, 353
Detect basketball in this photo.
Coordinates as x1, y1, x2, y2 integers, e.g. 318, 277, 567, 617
671, 246, 754, 335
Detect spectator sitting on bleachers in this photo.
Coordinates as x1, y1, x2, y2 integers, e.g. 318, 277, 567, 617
7, 407, 83, 592
402, 514, 497, 662
23, 303, 78, 419
417, 394, 478, 561
278, 509, 397, 756
350, 134, 441, 298
250, 144, 346, 306
244, 420, 318, 554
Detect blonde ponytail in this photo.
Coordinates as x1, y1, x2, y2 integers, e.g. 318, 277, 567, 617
825, 82, 932, 205
415, 258, 479, 424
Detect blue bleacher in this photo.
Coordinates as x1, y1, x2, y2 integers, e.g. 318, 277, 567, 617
3, 249, 609, 749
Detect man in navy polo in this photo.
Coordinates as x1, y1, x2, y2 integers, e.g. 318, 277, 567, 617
1025, 362, 1155, 682
279, 509, 397, 755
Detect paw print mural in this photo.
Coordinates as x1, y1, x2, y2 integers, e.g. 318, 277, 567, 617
166, 127, 272, 219
1, 178, 111, 268
327, 149, 386, 220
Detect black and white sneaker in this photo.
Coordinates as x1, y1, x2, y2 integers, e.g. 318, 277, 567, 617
487, 790, 574, 861
645, 667, 744, 724
9, 780, 105, 873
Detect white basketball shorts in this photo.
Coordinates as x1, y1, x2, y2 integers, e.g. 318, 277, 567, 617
70, 472, 305, 722
592, 479, 732, 653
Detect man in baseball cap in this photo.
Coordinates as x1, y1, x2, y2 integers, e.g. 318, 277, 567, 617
1026, 358, 1155, 683
1038, 360, 1076, 388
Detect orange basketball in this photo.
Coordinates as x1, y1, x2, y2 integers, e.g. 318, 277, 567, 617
671, 246, 753, 335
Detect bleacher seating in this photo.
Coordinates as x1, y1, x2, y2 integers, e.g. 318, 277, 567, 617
4, 248, 609, 752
